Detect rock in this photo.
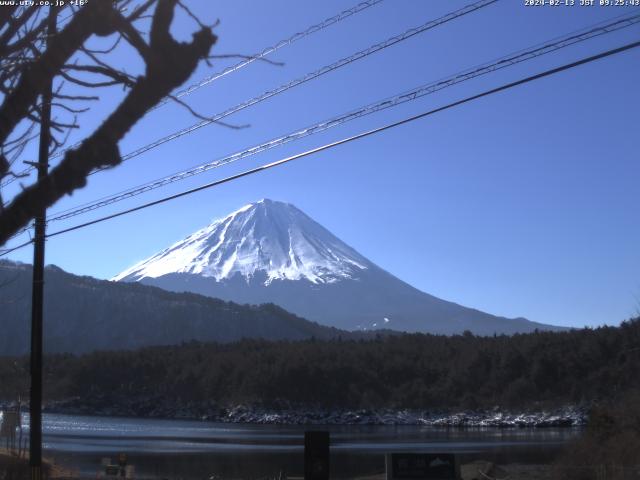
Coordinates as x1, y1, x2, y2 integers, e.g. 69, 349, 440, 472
37, 397, 588, 427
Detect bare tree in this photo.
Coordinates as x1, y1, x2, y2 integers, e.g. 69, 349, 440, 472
0, 0, 217, 246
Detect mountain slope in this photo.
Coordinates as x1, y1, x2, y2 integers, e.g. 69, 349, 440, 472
115, 199, 565, 335
0, 260, 348, 355
113, 199, 369, 285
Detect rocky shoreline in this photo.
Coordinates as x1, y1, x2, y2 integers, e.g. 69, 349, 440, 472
0, 396, 588, 427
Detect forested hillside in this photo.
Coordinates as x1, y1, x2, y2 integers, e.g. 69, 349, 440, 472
1, 318, 638, 411
0, 260, 349, 355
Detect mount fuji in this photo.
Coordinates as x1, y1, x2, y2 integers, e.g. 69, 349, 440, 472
114, 199, 563, 335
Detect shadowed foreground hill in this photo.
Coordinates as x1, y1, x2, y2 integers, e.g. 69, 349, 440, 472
0, 260, 347, 355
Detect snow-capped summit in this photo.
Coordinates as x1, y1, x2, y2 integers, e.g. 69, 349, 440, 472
114, 199, 566, 335
113, 199, 370, 285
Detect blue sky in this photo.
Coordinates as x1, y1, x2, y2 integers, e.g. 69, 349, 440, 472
3, 0, 639, 328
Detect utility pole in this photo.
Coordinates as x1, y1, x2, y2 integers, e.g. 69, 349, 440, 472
29, 6, 56, 480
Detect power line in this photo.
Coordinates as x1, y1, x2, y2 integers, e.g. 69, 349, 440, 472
40, 11, 640, 226
3, 0, 497, 191
6, 10, 638, 248
2, 39, 638, 255
91, 0, 497, 173
155, 0, 386, 108
98, 0, 493, 175
0, 0, 385, 188
16, 39, 634, 247
0, 239, 34, 257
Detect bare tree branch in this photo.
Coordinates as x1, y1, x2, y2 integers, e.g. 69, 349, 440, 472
0, 2, 115, 145
61, 64, 136, 88
208, 53, 284, 67
0, 0, 217, 245
127, 0, 158, 22
166, 94, 249, 129
53, 92, 99, 101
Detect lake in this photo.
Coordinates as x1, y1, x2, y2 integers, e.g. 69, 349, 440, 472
29, 413, 581, 478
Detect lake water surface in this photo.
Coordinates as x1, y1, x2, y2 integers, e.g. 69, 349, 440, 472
34, 414, 582, 478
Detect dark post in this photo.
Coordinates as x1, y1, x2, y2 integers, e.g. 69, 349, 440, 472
304, 431, 330, 480
29, 6, 56, 480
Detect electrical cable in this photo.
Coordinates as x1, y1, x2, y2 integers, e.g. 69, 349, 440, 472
87, 0, 497, 173
40, 11, 640, 226
2, 39, 627, 250
0, 0, 386, 187
156, 0, 386, 108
